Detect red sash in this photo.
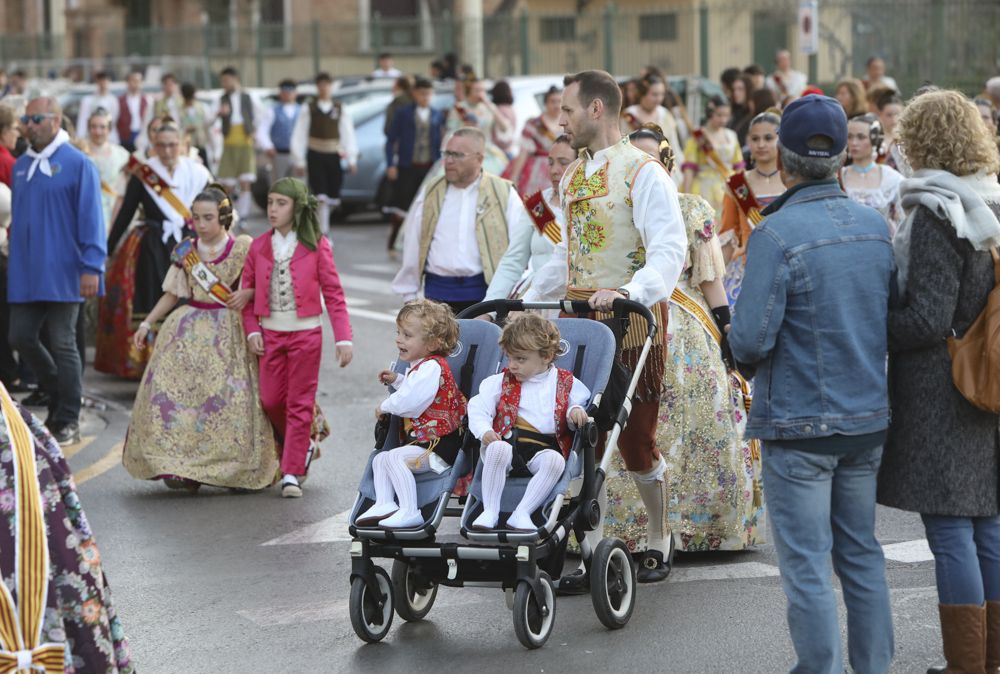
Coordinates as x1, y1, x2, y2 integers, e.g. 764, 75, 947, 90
492, 368, 574, 458
692, 128, 733, 178
126, 156, 193, 222
410, 356, 466, 442
725, 171, 763, 226
522, 191, 561, 245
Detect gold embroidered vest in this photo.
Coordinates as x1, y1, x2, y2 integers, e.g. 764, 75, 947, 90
418, 172, 512, 284
562, 137, 658, 293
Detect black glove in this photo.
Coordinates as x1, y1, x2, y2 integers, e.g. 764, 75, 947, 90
711, 305, 735, 370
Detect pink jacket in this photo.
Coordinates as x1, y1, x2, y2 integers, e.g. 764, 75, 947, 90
241, 233, 353, 342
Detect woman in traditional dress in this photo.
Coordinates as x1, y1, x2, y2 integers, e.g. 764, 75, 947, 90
502, 86, 562, 196
603, 125, 764, 554
718, 111, 785, 306
0, 384, 133, 672
682, 95, 745, 218
620, 74, 684, 181
841, 113, 904, 236
123, 186, 278, 491
83, 108, 130, 233
95, 118, 212, 380
485, 135, 575, 301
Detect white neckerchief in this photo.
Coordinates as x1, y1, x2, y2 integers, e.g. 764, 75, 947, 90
25, 129, 70, 181
141, 156, 205, 244
272, 229, 298, 262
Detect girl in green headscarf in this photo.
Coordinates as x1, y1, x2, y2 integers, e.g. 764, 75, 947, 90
242, 177, 355, 498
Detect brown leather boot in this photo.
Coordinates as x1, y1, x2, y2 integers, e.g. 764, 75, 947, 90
987, 601, 1000, 673
926, 604, 987, 674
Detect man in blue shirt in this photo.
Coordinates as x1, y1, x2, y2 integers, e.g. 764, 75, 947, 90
9, 97, 106, 445
729, 95, 896, 673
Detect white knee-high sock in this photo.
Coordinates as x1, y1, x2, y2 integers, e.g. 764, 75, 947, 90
317, 195, 331, 235
632, 456, 669, 553
512, 450, 565, 519
385, 449, 419, 516
372, 452, 396, 507
480, 441, 512, 517
237, 190, 252, 219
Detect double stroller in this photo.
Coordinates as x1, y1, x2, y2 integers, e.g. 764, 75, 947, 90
347, 299, 659, 649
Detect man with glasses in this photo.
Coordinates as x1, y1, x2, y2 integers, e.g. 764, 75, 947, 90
392, 126, 528, 315
8, 97, 106, 445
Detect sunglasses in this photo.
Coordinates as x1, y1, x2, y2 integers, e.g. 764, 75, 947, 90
20, 113, 56, 125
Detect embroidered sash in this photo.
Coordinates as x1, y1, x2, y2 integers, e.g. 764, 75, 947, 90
669, 287, 759, 463
126, 155, 193, 223
0, 387, 66, 674
171, 239, 232, 306
725, 171, 763, 226
493, 369, 574, 457
522, 191, 561, 245
692, 128, 733, 179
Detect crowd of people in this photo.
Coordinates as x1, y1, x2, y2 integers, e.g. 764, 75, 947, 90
1, 45, 1000, 671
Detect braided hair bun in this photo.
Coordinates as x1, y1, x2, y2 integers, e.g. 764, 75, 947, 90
193, 182, 236, 230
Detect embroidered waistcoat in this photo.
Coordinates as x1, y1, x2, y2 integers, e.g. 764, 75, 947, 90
492, 368, 575, 458
409, 355, 467, 442
562, 137, 658, 292
418, 173, 512, 284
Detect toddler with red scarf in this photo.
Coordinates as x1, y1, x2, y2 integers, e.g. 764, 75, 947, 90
468, 313, 590, 531
357, 300, 467, 529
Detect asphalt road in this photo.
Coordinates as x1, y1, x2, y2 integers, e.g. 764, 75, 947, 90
58, 213, 944, 673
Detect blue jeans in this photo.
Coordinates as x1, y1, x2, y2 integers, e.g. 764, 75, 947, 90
763, 443, 894, 674
922, 514, 1000, 605
9, 302, 82, 427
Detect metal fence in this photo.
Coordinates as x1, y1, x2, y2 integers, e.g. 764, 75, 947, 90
1, 0, 998, 96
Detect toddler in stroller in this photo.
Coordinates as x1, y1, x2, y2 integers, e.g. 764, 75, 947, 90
355, 300, 467, 529
467, 313, 590, 531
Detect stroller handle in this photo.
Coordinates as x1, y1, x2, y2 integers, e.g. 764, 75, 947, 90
456, 298, 657, 337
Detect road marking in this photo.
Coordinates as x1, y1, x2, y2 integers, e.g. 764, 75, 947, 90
237, 591, 484, 627
263, 508, 355, 545
338, 273, 396, 296
352, 262, 399, 275
62, 435, 96, 459
883, 539, 933, 563
75, 442, 123, 485
344, 297, 372, 308
348, 307, 398, 324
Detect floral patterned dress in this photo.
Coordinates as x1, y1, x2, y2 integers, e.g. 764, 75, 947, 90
123, 235, 280, 489
683, 128, 744, 218
603, 194, 765, 552
0, 400, 133, 672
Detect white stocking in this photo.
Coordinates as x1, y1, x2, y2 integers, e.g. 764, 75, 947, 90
382, 445, 433, 517
508, 449, 565, 529
317, 195, 331, 235
631, 456, 669, 553
371, 451, 396, 507
474, 440, 512, 529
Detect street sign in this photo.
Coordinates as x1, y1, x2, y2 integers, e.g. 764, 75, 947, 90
799, 0, 819, 55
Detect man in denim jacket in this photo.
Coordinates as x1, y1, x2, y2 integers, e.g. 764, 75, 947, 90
729, 95, 896, 674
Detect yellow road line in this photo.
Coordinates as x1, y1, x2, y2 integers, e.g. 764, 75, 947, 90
75, 442, 123, 485
62, 435, 96, 459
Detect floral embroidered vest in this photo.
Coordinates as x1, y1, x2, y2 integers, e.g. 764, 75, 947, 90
409, 356, 467, 442
562, 137, 659, 292
492, 368, 575, 458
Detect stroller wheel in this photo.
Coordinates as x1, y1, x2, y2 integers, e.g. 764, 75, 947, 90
349, 566, 394, 643
512, 571, 556, 649
391, 559, 438, 621
590, 538, 637, 630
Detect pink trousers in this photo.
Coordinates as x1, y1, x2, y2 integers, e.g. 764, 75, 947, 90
259, 327, 323, 476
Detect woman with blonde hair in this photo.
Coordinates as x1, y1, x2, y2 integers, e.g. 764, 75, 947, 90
876, 90, 1000, 673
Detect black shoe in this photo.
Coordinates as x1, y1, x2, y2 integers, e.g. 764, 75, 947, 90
555, 569, 589, 596
21, 390, 51, 407
637, 537, 676, 584
51, 423, 80, 446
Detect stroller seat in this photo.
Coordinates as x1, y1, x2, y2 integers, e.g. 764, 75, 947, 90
460, 318, 615, 544
349, 319, 502, 541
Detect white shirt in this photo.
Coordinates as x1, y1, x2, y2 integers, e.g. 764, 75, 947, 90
766, 69, 808, 99
524, 144, 687, 307
391, 174, 531, 300
290, 100, 358, 168
125, 94, 146, 132
467, 367, 591, 441
272, 228, 298, 260
76, 92, 120, 142
415, 106, 431, 124
380, 358, 443, 418
225, 90, 245, 125
256, 103, 301, 151
372, 67, 403, 79
484, 187, 562, 301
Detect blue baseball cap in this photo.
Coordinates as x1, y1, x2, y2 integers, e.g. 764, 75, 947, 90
778, 94, 848, 158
